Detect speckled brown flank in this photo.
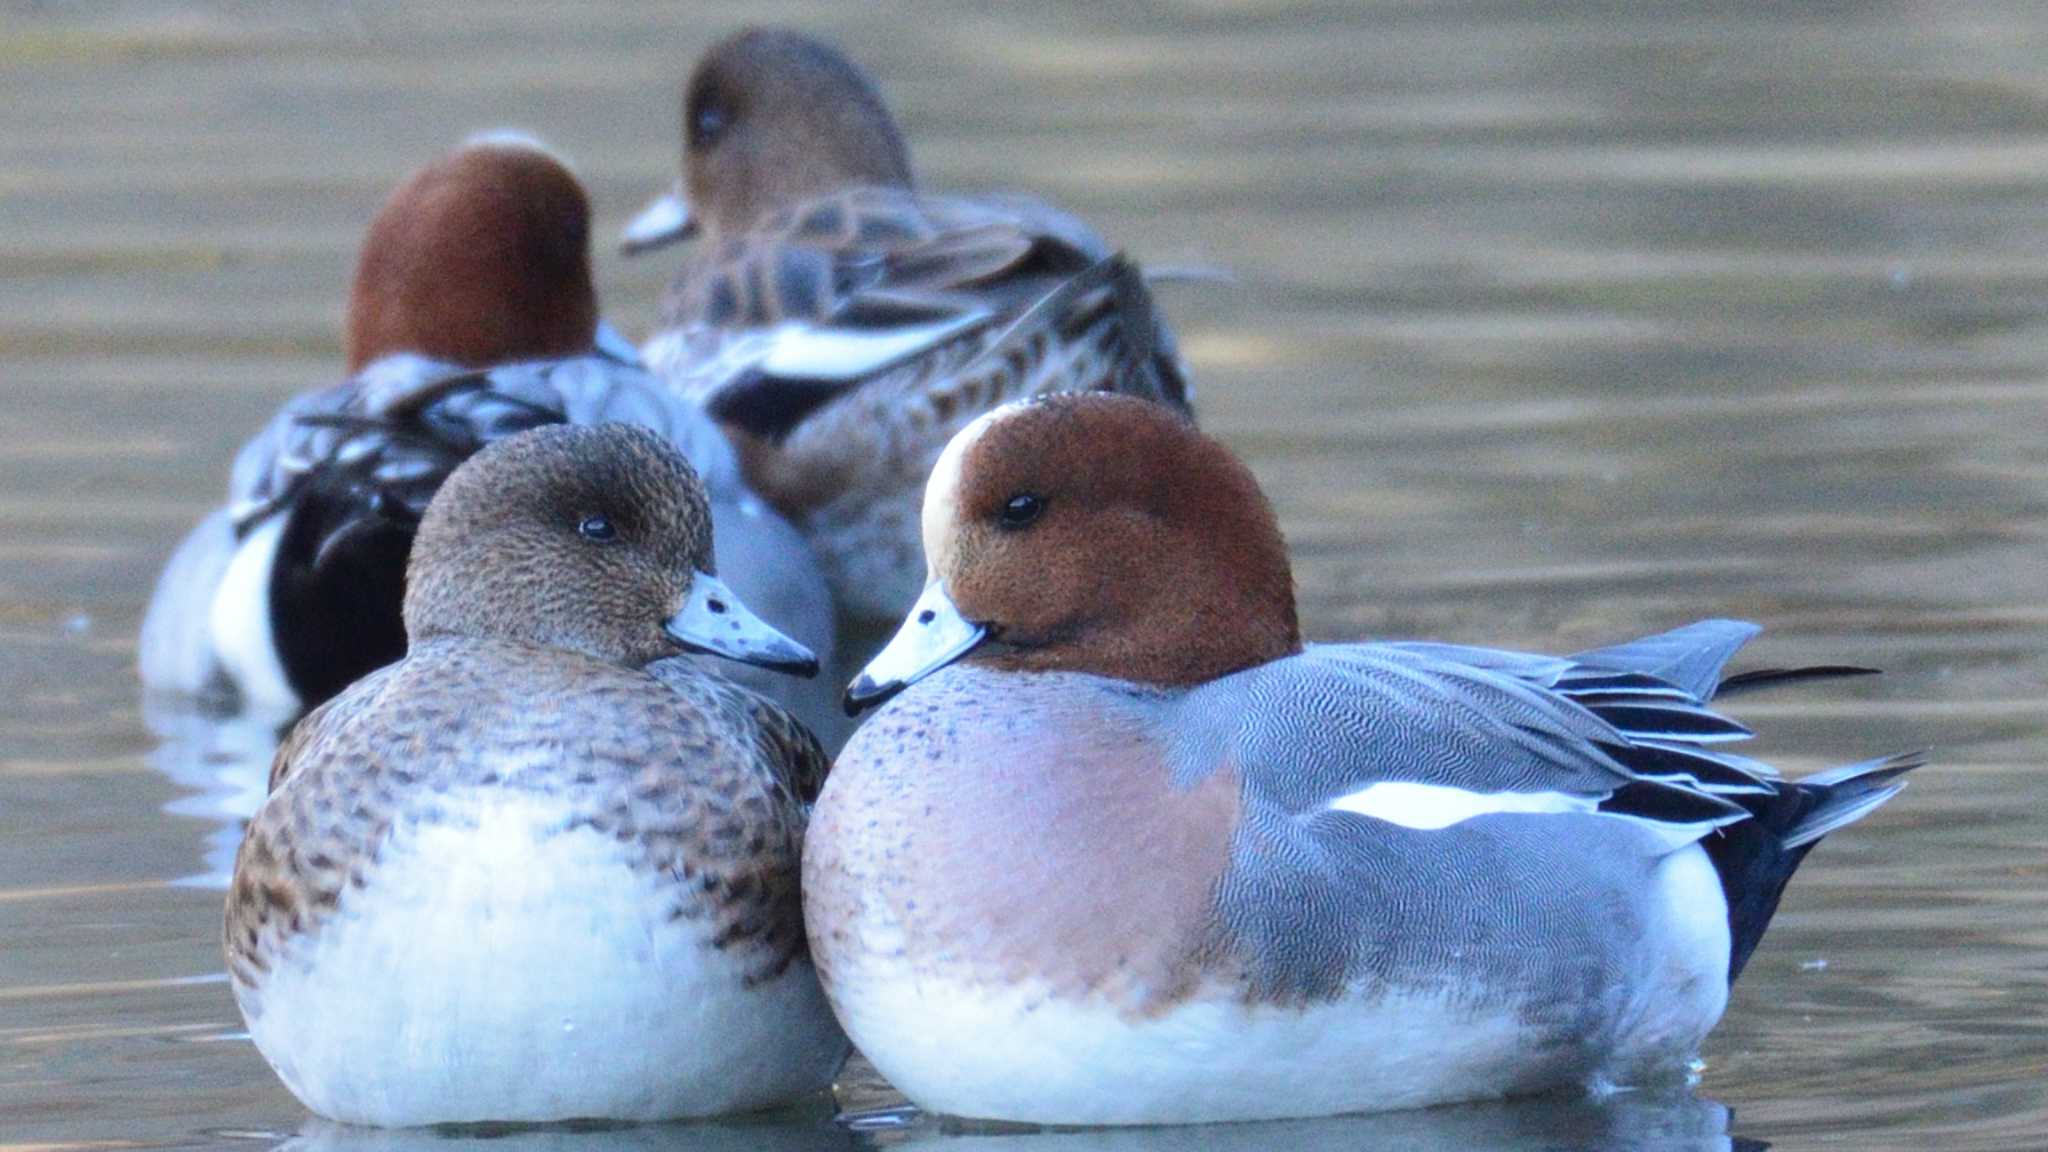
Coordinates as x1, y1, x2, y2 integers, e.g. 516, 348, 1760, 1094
226, 640, 827, 1006
228, 425, 830, 1007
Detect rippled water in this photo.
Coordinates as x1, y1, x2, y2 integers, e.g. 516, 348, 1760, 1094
4, 2, 2045, 1149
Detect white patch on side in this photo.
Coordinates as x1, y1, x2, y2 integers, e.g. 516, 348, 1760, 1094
756, 315, 984, 383
620, 185, 691, 253
1619, 813, 1746, 855
920, 400, 1030, 579
208, 513, 298, 714
239, 790, 845, 1126
1328, 782, 1597, 830
825, 967, 1553, 1126
1597, 843, 1730, 1084
138, 507, 238, 698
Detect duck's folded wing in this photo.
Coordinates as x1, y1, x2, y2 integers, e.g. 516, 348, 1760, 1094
646, 660, 831, 809
649, 188, 1134, 441
225, 350, 736, 557
1196, 640, 1771, 852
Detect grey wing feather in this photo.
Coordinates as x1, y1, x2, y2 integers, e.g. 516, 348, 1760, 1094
1188, 636, 1776, 837
1565, 618, 1761, 699
226, 350, 743, 540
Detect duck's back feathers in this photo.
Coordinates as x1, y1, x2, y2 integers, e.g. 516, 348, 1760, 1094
1181, 622, 1919, 987
649, 186, 1188, 479
231, 346, 738, 541
204, 348, 762, 712
644, 189, 1192, 620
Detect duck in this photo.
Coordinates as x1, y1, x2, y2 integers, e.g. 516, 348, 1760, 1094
225, 423, 849, 1126
804, 392, 1922, 1126
622, 27, 1194, 626
139, 133, 840, 741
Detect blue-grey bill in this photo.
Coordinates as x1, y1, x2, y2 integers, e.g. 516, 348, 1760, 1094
844, 581, 986, 714
665, 572, 818, 677
619, 184, 697, 255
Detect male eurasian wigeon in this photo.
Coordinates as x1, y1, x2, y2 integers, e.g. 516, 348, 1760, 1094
139, 133, 839, 739
622, 28, 1193, 625
225, 424, 848, 1126
804, 393, 1921, 1125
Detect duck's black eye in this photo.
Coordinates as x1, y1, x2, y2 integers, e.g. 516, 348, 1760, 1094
690, 94, 729, 148
578, 514, 617, 542
997, 493, 1044, 530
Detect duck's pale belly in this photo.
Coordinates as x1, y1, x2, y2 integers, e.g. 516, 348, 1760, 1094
238, 792, 845, 1126
812, 846, 1729, 1126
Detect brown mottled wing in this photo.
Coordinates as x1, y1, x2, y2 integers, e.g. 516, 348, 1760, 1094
666, 188, 1073, 331
748, 691, 832, 806
228, 667, 398, 995
264, 663, 400, 793
647, 659, 829, 807
654, 188, 1124, 441
645, 187, 1194, 619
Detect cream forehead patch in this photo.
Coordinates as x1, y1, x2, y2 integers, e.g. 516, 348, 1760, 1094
920, 400, 1032, 577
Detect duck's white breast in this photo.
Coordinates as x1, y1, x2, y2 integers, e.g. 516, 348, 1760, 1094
241, 788, 843, 1126
828, 964, 1560, 1126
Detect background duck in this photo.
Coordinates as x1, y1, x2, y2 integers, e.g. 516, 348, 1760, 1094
624, 27, 1194, 628
227, 423, 847, 1126
138, 133, 842, 742
808, 393, 1921, 1126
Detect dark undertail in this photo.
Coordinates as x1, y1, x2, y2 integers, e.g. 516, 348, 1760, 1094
268, 481, 415, 710
1707, 750, 1923, 981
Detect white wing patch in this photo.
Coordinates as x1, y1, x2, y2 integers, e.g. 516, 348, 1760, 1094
209, 512, 298, 714
1327, 781, 1597, 830
756, 315, 984, 382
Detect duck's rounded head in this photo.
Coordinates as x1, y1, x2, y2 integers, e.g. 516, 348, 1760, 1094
633, 27, 912, 248
848, 394, 1299, 710
403, 423, 817, 677
346, 134, 598, 373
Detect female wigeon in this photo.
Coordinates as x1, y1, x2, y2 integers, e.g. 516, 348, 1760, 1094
139, 133, 839, 740
805, 394, 1921, 1126
225, 424, 848, 1126
623, 27, 1193, 625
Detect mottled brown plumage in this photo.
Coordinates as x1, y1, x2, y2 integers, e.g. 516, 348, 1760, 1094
228, 640, 825, 995
636, 29, 1194, 623
223, 424, 843, 1125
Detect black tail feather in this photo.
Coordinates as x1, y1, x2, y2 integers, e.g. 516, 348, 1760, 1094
1714, 665, 1881, 698
1707, 750, 1923, 981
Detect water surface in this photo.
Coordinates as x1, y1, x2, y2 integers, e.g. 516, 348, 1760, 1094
3, 2, 2044, 1149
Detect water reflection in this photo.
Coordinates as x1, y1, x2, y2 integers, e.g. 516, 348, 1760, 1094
870, 1092, 1757, 1152
279, 1107, 854, 1152
145, 695, 290, 888
267, 1090, 1756, 1152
